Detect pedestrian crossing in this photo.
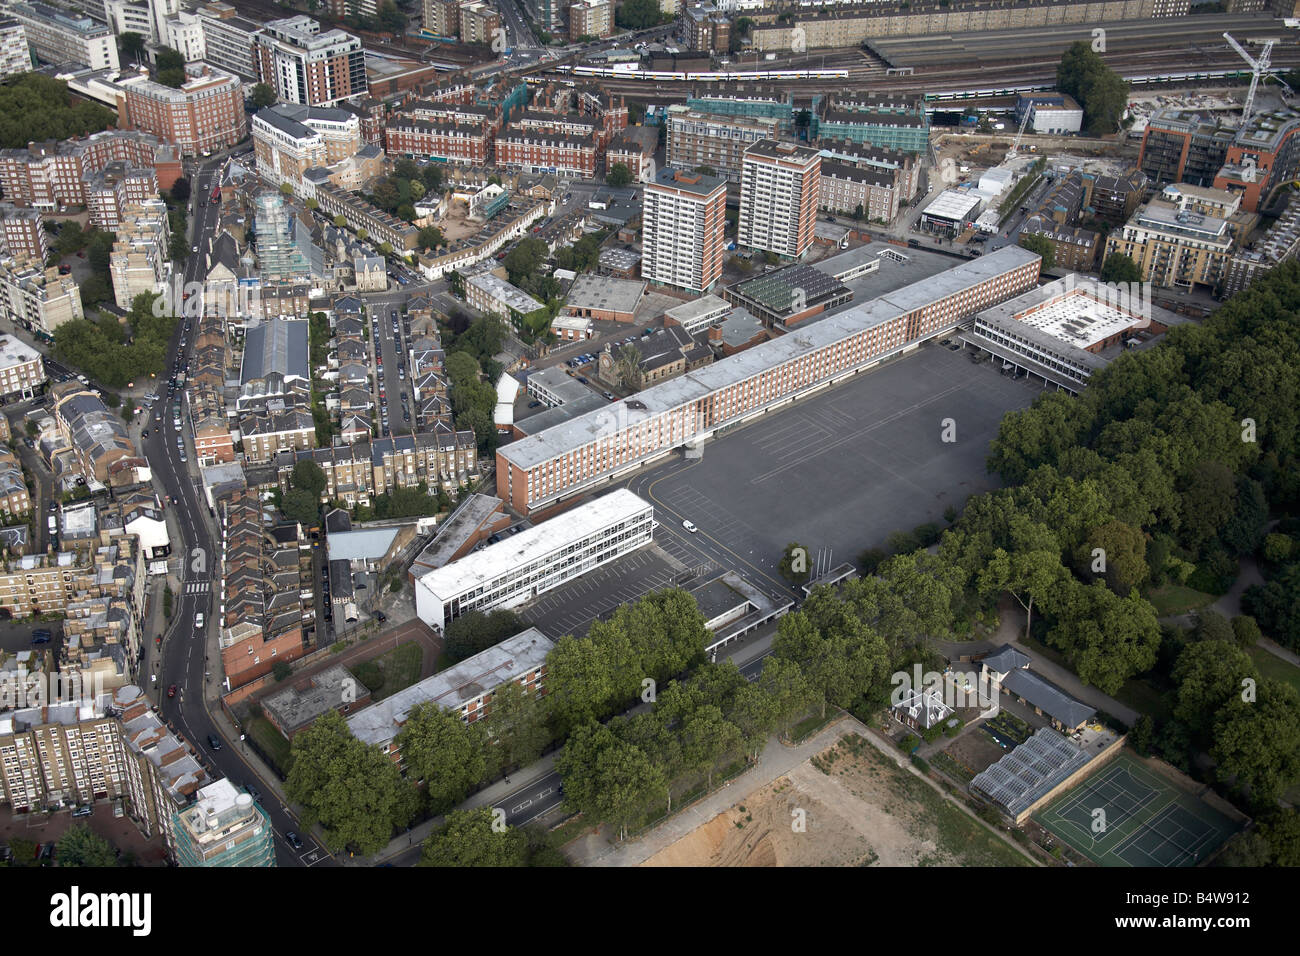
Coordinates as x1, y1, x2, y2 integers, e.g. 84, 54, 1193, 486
184, 580, 210, 594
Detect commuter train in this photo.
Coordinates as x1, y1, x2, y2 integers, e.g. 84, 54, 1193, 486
559, 63, 852, 82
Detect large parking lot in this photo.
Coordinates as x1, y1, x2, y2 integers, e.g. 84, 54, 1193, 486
621, 341, 1045, 588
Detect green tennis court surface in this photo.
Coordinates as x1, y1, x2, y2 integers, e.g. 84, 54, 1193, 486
1033, 752, 1241, 867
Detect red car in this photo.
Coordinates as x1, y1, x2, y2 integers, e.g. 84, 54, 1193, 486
167, 685, 177, 698
155, 635, 163, 646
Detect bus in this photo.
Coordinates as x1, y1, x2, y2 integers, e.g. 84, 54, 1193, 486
210, 184, 221, 204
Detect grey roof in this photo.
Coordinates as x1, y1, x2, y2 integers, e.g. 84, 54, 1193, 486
241, 319, 310, 387
564, 274, 645, 315
500, 245, 1040, 473
981, 644, 1031, 674
326, 527, 401, 562
971, 727, 1094, 818
999, 668, 1095, 728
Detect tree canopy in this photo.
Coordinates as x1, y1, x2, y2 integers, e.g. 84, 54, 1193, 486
1056, 42, 1129, 136
0, 75, 116, 149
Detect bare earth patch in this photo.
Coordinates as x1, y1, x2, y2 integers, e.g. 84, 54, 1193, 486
642, 734, 1032, 867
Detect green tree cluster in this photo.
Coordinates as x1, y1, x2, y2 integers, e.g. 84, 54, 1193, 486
53, 291, 176, 388
443, 608, 525, 663
0, 75, 116, 149
1056, 42, 1130, 136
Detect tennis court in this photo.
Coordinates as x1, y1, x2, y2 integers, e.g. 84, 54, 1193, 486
1033, 752, 1241, 867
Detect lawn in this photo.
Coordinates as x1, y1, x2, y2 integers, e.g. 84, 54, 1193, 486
246, 716, 293, 777
351, 642, 424, 702
1247, 645, 1300, 696
1145, 584, 1216, 617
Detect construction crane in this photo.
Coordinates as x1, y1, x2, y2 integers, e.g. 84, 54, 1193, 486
1005, 103, 1033, 163
1223, 32, 1284, 126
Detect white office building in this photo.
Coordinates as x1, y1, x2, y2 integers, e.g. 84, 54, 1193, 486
413, 489, 654, 629
9, 2, 119, 71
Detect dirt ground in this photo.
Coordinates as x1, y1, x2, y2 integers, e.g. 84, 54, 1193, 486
940, 728, 1008, 777
642, 733, 1032, 867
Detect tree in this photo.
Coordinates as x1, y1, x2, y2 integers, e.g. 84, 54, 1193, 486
1171, 638, 1257, 741
772, 590, 890, 718
1100, 252, 1142, 284
417, 225, 444, 250
482, 680, 552, 772
1231, 615, 1262, 649
291, 460, 327, 500
281, 488, 320, 527
56, 824, 117, 867
555, 722, 665, 840
1048, 581, 1160, 694
419, 808, 530, 867
170, 177, 191, 203
503, 238, 547, 285
251, 82, 277, 109
119, 32, 146, 63
694, 165, 718, 177
279, 181, 294, 197
607, 162, 632, 187
443, 608, 523, 662
977, 538, 1068, 641
758, 656, 814, 739
0, 75, 117, 150
1074, 521, 1147, 596
333, 215, 347, 228
272, 660, 292, 682
1211, 678, 1300, 806
284, 710, 418, 853
779, 542, 811, 585
615, 0, 661, 29
1193, 609, 1235, 645
395, 702, 489, 813
1018, 233, 1055, 270
154, 47, 186, 72
1055, 41, 1128, 136
157, 68, 187, 89
1178, 460, 1237, 554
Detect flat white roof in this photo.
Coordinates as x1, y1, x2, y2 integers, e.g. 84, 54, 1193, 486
468, 272, 544, 315
347, 627, 554, 746
415, 489, 652, 600
923, 189, 983, 222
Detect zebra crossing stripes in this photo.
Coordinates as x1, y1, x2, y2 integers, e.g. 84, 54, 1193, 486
184, 581, 210, 594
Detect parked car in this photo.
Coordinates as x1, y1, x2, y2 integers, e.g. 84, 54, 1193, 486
207, 734, 222, 751
682, 519, 698, 533
71, 805, 92, 818
167, 685, 177, 698
285, 831, 304, 850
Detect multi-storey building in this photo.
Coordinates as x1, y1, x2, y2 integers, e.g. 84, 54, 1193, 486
0, 129, 180, 212
252, 103, 363, 191
279, 426, 478, 504
1222, 195, 1300, 297
384, 119, 490, 164
1214, 107, 1300, 213
216, 488, 309, 691
0, 204, 48, 263
255, 16, 367, 107
1104, 194, 1237, 291
1019, 216, 1101, 272
8, 3, 118, 71
495, 128, 598, 178
312, 183, 420, 251
816, 94, 930, 153
1138, 109, 1236, 189
113, 65, 246, 156
459, 2, 501, 44
51, 382, 144, 484
84, 161, 158, 230
350, 629, 553, 764
0, 702, 128, 812
643, 166, 728, 294
1083, 166, 1147, 223
0, 18, 30, 79
739, 140, 821, 259
750, 0, 1186, 51
173, 778, 277, 867
0, 259, 84, 335
818, 138, 918, 202
109, 200, 172, 308
195, 2, 262, 79
422, 0, 460, 36
666, 106, 780, 183
818, 161, 901, 223
570, 0, 613, 39
496, 246, 1042, 516
0, 542, 141, 619
606, 126, 658, 183
415, 490, 654, 629
682, 2, 730, 51
253, 191, 320, 282
0, 334, 45, 400
0, 447, 30, 517
165, 12, 208, 62
239, 408, 316, 463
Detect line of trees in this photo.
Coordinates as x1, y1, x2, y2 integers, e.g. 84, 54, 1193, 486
0, 75, 116, 149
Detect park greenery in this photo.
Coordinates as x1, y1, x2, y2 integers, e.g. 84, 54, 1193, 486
1056, 42, 1130, 137
615, 0, 666, 29
0, 75, 117, 149
367, 159, 444, 224
53, 292, 177, 388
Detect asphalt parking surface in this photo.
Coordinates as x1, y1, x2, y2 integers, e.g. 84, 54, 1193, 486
620, 342, 1046, 582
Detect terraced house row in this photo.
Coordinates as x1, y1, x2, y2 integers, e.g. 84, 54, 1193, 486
497, 246, 1043, 516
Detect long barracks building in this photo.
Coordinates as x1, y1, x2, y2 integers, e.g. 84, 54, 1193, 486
496, 245, 1042, 516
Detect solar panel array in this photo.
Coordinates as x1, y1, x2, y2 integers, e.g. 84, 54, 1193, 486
734, 264, 850, 315
971, 727, 1093, 818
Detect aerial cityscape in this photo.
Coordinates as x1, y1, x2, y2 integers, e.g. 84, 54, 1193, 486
0, 0, 1294, 902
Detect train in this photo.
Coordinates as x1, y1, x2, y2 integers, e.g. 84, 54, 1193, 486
559, 63, 852, 82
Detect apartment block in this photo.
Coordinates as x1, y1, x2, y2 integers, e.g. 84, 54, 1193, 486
459, 2, 501, 44
497, 246, 1042, 515
8, 2, 119, 71
253, 103, 363, 191
643, 166, 728, 294
312, 183, 420, 251
196, 3, 262, 79
0, 204, 48, 263
0, 333, 45, 400
667, 106, 780, 183
1104, 196, 1236, 291
1138, 109, 1236, 189
109, 200, 172, 309
682, 2, 730, 52
739, 140, 821, 259
422, 0, 459, 36
0, 18, 30, 79
0, 129, 180, 212
256, 16, 367, 107
85, 162, 158, 231
173, 778, 276, 866
384, 119, 490, 164
495, 128, 598, 178
0, 259, 84, 336
1222, 194, 1300, 297
816, 94, 930, 154
0, 542, 141, 619
606, 126, 658, 183
113, 65, 247, 156
570, 0, 613, 39
349, 628, 553, 763
50, 381, 144, 485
